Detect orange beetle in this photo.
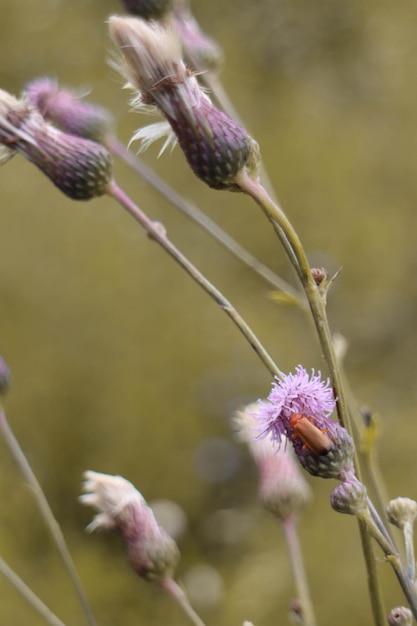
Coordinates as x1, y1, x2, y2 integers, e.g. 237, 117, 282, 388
289, 413, 332, 456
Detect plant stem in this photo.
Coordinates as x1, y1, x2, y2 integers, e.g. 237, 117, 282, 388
159, 577, 207, 626
360, 508, 417, 620
0, 555, 67, 626
403, 521, 416, 581
107, 137, 305, 305
107, 179, 283, 380
282, 517, 316, 626
0, 410, 96, 626
236, 171, 350, 431
356, 520, 386, 626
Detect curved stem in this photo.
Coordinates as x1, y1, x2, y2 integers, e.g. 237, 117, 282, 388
0, 555, 67, 626
282, 517, 316, 626
0, 411, 96, 626
107, 179, 283, 379
236, 171, 350, 431
159, 577, 206, 626
107, 137, 305, 304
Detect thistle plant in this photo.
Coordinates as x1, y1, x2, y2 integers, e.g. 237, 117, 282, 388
0, 3, 416, 626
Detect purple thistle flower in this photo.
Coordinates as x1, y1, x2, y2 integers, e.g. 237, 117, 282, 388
0, 89, 112, 200
24, 77, 114, 143
256, 366, 355, 479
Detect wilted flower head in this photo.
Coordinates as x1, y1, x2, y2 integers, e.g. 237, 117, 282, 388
108, 16, 260, 191
120, 0, 173, 21
234, 402, 311, 520
24, 78, 114, 143
80, 471, 179, 582
0, 89, 112, 200
255, 366, 354, 479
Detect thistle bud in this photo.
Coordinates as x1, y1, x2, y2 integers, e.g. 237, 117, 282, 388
388, 607, 413, 626
0, 90, 112, 200
80, 471, 180, 582
310, 267, 328, 286
387, 498, 417, 530
108, 16, 260, 191
0, 356, 11, 395
235, 402, 311, 521
24, 78, 113, 143
120, 0, 173, 21
330, 474, 368, 516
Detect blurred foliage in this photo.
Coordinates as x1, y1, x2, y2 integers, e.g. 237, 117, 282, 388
0, 0, 417, 625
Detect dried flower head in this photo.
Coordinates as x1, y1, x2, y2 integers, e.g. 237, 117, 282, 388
255, 366, 355, 479
235, 402, 311, 520
108, 16, 260, 191
24, 78, 114, 143
386, 497, 417, 530
121, 0, 173, 21
0, 90, 113, 200
80, 471, 180, 582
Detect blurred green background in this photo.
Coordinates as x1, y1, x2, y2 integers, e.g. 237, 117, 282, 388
0, 0, 417, 624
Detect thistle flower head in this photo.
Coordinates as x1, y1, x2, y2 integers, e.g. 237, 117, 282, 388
120, 0, 173, 21
235, 402, 312, 520
0, 89, 112, 200
388, 607, 413, 626
80, 471, 180, 582
24, 78, 114, 143
108, 16, 260, 190
255, 367, 355, 479
386, 497, 417, 530
330, 473, 368, 516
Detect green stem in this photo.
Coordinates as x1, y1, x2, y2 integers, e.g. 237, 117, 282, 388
356, 520, 386, 626
360, 508, 417, 620
107, 137, 304, 305
282, 517, 316, 626
0, 555, 67, 626
107, 179, 283, 380
0, 411, 96, 626
403, 521, 416, 581
159, 577, 207, 626
236, 171, 350, 431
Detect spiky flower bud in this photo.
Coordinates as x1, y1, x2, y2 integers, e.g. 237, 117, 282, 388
173, 0, 223, 72
387, 498, 417, 530
388, 607, 413, 626
120, 0, 173, 21
330, 474, 368, 516
108, 16, 260, 191
24, 78, 113, 143
0, 90, 112, 200
80, 471, 180, 582
235, 402, 311, 521
0, 356, 11, 395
